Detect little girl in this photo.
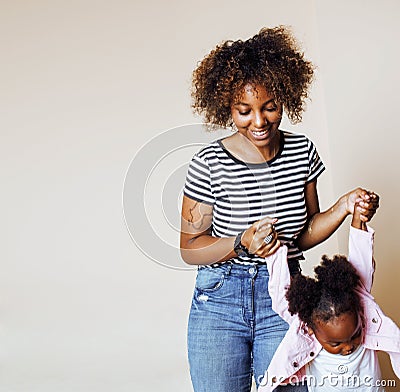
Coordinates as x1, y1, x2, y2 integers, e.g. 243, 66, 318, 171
258, 194, 400, 391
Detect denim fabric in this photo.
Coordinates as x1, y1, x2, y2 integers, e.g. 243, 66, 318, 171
187, 263, 308, 392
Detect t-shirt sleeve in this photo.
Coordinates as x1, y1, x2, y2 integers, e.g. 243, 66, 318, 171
183, 154, 215, 205
306, 139, 325, 183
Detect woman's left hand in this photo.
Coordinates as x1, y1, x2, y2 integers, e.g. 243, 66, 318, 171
344, 188, 379, 222
356, 191, 380, 222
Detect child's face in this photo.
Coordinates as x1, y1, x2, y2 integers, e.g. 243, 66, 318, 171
310, 311, 362, 356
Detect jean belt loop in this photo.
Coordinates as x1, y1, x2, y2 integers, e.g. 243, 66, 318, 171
224, 263, 233, 276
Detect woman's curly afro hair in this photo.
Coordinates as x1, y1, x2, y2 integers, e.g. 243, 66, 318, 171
191, 25, 314, 130
285, 255, 362, 328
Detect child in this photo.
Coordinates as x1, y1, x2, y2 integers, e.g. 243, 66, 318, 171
258, 193, 400, 391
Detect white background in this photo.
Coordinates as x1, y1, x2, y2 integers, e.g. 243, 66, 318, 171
1, 0, 399, 391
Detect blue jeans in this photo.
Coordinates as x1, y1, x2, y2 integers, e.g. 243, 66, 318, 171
187, 263, 307, 392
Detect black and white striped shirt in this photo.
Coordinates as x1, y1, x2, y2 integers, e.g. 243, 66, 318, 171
183, 130, 325, 268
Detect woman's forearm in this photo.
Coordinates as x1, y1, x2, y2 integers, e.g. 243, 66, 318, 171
297, 187, 378, 251
180, 235, 237, 265
297, 194, 349, 251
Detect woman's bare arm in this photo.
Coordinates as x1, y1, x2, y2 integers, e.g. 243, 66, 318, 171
297, 182, 378, 251
180, 195, 236, 265
180, 195, 280, 265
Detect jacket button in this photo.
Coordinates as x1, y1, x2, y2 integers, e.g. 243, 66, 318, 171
292, 362, 299, 368
272, 377, 277, 383
310, 352, 315, 357
372, 318, 378, 323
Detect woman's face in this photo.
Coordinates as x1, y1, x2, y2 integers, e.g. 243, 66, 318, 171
230, 84, 282, 148
311, 312, 363, 356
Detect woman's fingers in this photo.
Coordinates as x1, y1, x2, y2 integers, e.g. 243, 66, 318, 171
265, 239, 281, 257
358, 192, 380, 221
250, 227, 280, 256
243, 216, 281, 256
256, 216, 278, 231
257, 236, 281, 258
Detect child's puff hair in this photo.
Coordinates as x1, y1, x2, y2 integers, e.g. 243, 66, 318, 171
286, 255, 362, 327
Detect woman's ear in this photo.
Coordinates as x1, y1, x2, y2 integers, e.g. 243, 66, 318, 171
307, 325, 314, 336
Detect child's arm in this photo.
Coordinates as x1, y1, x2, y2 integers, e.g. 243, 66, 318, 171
349, 192, 379, 292
351, 203, 367, 231
265, 245, 296, 324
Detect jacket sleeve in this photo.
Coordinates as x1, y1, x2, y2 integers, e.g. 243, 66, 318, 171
348, 226, 375, 292
265, 246, 296, 324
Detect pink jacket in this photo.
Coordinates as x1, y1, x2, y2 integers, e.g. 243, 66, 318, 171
258, 226, 400, 392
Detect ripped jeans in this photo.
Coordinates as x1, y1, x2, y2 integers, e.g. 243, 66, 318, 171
187, 263, 307, 392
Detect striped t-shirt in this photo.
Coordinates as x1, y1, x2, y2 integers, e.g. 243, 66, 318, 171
183, 130, 325, 270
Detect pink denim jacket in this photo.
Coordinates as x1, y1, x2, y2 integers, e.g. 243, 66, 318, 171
258, 226, 400, 392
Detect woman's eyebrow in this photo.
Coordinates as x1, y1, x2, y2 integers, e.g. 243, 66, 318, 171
234, 99, 275, 106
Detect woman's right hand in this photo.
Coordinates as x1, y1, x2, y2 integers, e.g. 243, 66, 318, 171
241, 216, 281, 258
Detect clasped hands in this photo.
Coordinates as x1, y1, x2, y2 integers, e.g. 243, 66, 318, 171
240, 217, 280, 258
348, 188, 379, 222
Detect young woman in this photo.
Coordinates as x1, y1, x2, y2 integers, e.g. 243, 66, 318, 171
180, 26, 379, 391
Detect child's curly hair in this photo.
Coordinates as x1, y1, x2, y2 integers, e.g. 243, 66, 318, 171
191, 25, 314, 130
286, 255, 362, 328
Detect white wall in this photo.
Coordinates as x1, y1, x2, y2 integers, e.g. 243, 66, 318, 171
1, 1, 398, 391
315, 0, 400, 385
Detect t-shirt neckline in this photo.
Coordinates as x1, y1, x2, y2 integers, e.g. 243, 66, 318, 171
217, 130, 284, 167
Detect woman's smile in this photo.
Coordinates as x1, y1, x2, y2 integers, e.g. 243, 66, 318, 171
251, 128, 268, 136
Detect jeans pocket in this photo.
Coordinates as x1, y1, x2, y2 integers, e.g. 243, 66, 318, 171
195, 268, 225, 292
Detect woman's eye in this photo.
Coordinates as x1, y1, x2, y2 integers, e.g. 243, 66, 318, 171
239, 111, 250, 115
265, 107, 277, 112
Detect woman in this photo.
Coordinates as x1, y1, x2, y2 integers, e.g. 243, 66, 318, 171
180, 26, 378, 392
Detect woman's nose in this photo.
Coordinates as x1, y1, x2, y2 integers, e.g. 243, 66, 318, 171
253, 111, 267, 128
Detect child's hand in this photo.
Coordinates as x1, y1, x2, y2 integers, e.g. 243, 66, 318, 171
356, 191, 379, 222
351, 191, 379, 230
345, 189, 379, 219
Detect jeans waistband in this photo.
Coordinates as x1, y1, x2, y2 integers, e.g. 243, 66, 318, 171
198, 262, 269, 278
